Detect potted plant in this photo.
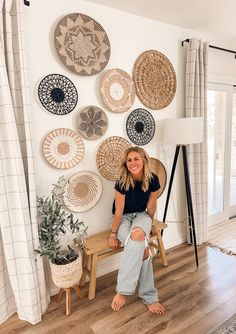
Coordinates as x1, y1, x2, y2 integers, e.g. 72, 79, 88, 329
35, 176, 87, 289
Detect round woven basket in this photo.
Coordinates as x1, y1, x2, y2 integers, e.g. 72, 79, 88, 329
150, 158, 167, 198
100, 68, 135, 113
54, 13, 111, 76
42, 128, 85, 169
96, 136, 131, 181
50, 256, 82, 289
133, 50, 176, 110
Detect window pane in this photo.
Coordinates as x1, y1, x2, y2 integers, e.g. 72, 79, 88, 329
207, 90, 226, 215
230, 94, 236, 206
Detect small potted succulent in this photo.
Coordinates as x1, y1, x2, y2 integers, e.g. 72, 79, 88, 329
35, 176, 87, 288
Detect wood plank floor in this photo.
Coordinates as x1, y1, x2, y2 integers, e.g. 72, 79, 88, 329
207, 218, 236, 255
1, 243, 236, 334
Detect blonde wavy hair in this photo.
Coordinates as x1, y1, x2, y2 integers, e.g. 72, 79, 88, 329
118, 146, 153, 192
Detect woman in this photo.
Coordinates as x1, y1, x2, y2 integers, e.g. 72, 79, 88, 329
108, 146, 165, 315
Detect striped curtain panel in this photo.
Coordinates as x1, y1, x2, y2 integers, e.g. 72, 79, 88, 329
185, 38, 209, 245
0, 0, 49, 325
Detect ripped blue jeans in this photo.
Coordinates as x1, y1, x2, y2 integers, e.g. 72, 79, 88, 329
116, 211, 158, 305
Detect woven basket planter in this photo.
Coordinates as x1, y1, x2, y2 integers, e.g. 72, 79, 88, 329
50, 255, 82, 289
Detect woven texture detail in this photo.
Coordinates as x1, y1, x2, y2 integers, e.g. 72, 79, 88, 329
50, 256, 82, 289
133, 50, 176, 110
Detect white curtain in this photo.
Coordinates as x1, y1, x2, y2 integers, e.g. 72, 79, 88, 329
0, 0, 49, 325
185, 38, 209, 245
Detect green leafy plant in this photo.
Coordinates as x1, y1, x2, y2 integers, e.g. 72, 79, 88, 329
35, 176, 87, 265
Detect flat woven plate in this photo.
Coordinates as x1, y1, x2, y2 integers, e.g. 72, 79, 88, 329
96, 136, 131, 181
150, 158, 167, 198
38, 74, 78, 115
77, 106, 108, 140
133, 50, 176, 110
42, 128, 84, 169
54, 13, 111, 76
63, 171, 102, 212
100, 69, 135, 112
126, 108, 155, 146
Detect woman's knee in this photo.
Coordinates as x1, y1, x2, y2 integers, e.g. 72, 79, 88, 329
130, 228, 146, 241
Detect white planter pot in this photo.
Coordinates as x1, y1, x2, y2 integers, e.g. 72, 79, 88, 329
50, 255, 82, 289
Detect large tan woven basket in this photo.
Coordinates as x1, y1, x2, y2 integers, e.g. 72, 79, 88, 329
96, 136, 131, 181
133, 50, 176, 110
50, 256, 82, 289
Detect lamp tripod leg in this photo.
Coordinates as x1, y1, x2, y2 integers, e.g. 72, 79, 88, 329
182, 146, 199, 267
162, 146, 180, 229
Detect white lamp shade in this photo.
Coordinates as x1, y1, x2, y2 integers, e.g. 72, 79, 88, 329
158, 117, 204, 145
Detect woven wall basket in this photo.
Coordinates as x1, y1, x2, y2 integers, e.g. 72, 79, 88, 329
77, 106, 108, 140
96, 136, 131, 181
63, 171, 103, 212
38, 74, 78, 115
126, 108, 155, 146
54, 13, 111, 76
100, 68, 135, 113
133, 50, 176, 110
42, 128, 84, 169
50, 256, 82, 289
150, 158, 167, 198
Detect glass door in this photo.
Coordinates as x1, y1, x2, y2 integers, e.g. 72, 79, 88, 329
207, 84, 236, 226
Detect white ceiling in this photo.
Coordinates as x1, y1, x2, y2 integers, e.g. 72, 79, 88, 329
86, 0, 236, 44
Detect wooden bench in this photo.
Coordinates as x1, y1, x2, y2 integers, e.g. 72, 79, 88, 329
78, 219, 168, 300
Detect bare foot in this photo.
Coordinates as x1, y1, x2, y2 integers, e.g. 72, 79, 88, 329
147, 302, 165, 315
111, 293, 126, 311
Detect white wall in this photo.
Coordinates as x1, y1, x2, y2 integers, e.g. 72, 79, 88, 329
25, 0, 236, 277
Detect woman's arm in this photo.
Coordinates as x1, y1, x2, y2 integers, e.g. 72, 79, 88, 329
109, 191, 125, 250
146, 190, 158, 219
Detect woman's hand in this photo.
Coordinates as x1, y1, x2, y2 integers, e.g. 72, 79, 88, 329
150, 224, 157, 237
108, 235, 120, 250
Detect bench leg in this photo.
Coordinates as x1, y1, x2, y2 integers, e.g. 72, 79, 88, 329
66, 288, 71, 316
88, 253, 98, 300
157, 230, 168, 267
80, 252, 88, 286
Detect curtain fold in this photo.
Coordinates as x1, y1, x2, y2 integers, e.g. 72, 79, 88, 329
185, 38, 209, 245
0, 0, 49, 325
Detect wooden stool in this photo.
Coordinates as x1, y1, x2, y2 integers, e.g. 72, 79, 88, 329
55, 285, 83, 315
79, 219, 168, 300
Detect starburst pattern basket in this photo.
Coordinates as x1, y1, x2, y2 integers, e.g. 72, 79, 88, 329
54, 13, 111, 76
133, 50, 176, 110
38, 74, 78, 115
150, 158, 167, 198
96, 136, 131, 181
77, 106, 108, 140
42, 128, 84, 169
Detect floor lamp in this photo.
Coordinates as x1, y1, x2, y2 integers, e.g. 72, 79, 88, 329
158, 117, 204, 267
